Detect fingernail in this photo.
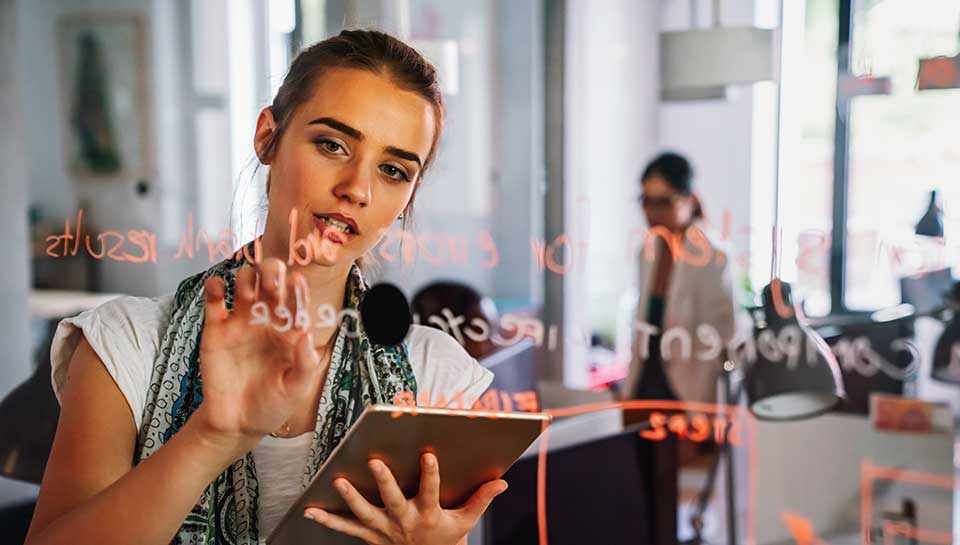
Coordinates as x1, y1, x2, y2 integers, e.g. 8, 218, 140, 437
369, 460, 383, 474
334, 479, 348, 492
304, 509, 326, 522
423, 453, 436, 468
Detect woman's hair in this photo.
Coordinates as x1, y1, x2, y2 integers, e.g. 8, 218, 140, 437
260, 28, 446, 223
640, 151, 703, 219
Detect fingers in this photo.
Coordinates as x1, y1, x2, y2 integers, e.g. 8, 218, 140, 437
453, 479, 508, 522
248, 258, 313, 333
303, 508, 388, 545
232, 267, 257, 318
368, 459, 410, 522
416, 452, 441, 512
203, 276, 228, 324
290, 271, 311, 330
258, 258, 287, 312
333, 477, 390, 534
286, 331, 320, 396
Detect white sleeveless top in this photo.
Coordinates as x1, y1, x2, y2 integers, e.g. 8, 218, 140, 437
49, 294, 494, 541
251, 432, 316, 540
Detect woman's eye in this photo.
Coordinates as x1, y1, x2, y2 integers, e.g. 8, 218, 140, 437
316, 139, 345, 154
381, 164, 409, 182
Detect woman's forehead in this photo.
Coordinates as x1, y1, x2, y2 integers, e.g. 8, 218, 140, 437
642, 176, 678, 195
295, 67, 436, 155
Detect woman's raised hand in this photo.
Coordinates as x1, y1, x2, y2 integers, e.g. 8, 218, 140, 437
303, 453, 508, 545
192, 257, 323, 452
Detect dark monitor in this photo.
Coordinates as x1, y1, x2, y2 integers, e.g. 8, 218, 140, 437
486, 426, 677, 545
810, 311, 915, 415
479, 338, 538, 398
900, 267, 953, 314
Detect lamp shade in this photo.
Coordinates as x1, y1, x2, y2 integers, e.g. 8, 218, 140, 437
744, 281, 846, 420
660, 27, 775, 101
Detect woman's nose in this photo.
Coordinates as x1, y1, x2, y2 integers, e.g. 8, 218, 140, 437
333, 166, 371, 207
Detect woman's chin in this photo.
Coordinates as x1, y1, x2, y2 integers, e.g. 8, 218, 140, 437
305, 234, 343, 262
312, 244, 366, 269
310, 247, 344, 266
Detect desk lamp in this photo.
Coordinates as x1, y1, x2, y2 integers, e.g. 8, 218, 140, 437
744, 280, 846, 420
686, 279, 846, 545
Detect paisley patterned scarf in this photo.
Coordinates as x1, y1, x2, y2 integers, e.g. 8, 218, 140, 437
133, 243, 417, 544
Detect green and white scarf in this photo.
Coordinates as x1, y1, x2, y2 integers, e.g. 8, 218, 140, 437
134, 243, 418, 545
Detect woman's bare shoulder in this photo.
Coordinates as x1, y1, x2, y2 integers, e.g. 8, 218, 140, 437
406, 325, 494, 408
50, 294, 174, 430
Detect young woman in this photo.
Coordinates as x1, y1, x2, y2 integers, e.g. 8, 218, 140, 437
26, 30, 503, 545
620, 152, 739, 405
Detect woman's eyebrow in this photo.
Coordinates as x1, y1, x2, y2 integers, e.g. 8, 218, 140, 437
385, 146, 422, 168
307, 117, 364, 140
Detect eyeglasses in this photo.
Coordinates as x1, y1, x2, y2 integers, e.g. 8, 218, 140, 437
638, 194, 683, 210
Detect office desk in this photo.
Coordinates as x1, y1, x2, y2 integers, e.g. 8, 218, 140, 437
753, 413, 956, 544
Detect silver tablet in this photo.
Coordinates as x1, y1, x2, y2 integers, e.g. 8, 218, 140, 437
266, 404, 551, 545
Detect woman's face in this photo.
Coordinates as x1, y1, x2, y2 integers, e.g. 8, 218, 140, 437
256, 67, 437, 267
640, 175, 695, 231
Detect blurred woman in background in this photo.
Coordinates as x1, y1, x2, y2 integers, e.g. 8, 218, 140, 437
621, 152, 740, 406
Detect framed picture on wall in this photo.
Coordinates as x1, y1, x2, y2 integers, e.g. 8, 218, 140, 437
57, 13, 151, 181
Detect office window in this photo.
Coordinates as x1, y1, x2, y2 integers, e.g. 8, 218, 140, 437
844, 0, 960, 311
777, 0, 838, 317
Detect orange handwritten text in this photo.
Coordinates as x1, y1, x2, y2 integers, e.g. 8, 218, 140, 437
45, 209, 158, 263
390, 388, 540, 413
638, 411, 741, 445
174, 213, 233, 263
375, 228, 499, 269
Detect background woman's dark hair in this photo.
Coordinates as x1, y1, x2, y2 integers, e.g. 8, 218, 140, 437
640, 151, 703, 219
259, 28, 446, 227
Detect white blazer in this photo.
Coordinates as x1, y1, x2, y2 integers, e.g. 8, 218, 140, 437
619, 225, 744, 404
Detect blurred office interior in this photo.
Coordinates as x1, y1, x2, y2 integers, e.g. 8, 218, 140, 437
1, 0, 959, 544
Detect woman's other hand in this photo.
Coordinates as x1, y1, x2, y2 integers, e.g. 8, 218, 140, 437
303, 453, 508, 545
192, 257, 323, 453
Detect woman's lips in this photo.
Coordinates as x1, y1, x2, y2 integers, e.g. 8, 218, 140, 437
315, 212, 360, 234
311, 215, 354, 244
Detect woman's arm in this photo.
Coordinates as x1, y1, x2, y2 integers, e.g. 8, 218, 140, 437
27, 258, 328, 545
24, 336, 250, 545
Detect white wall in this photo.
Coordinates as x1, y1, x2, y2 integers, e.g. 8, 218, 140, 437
489, 0, 546, 308
18, 0, 169, 294
658, 0, 780, 297
563, 0, 661, 387
754, 414, 955, 543
0, 0, 44, 507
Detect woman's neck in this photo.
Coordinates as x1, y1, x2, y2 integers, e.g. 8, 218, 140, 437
295, 262, 352, 314
672, 220, 695, 235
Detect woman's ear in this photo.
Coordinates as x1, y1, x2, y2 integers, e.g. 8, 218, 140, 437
690, 193, 704, 219
254, 107, 278, 164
